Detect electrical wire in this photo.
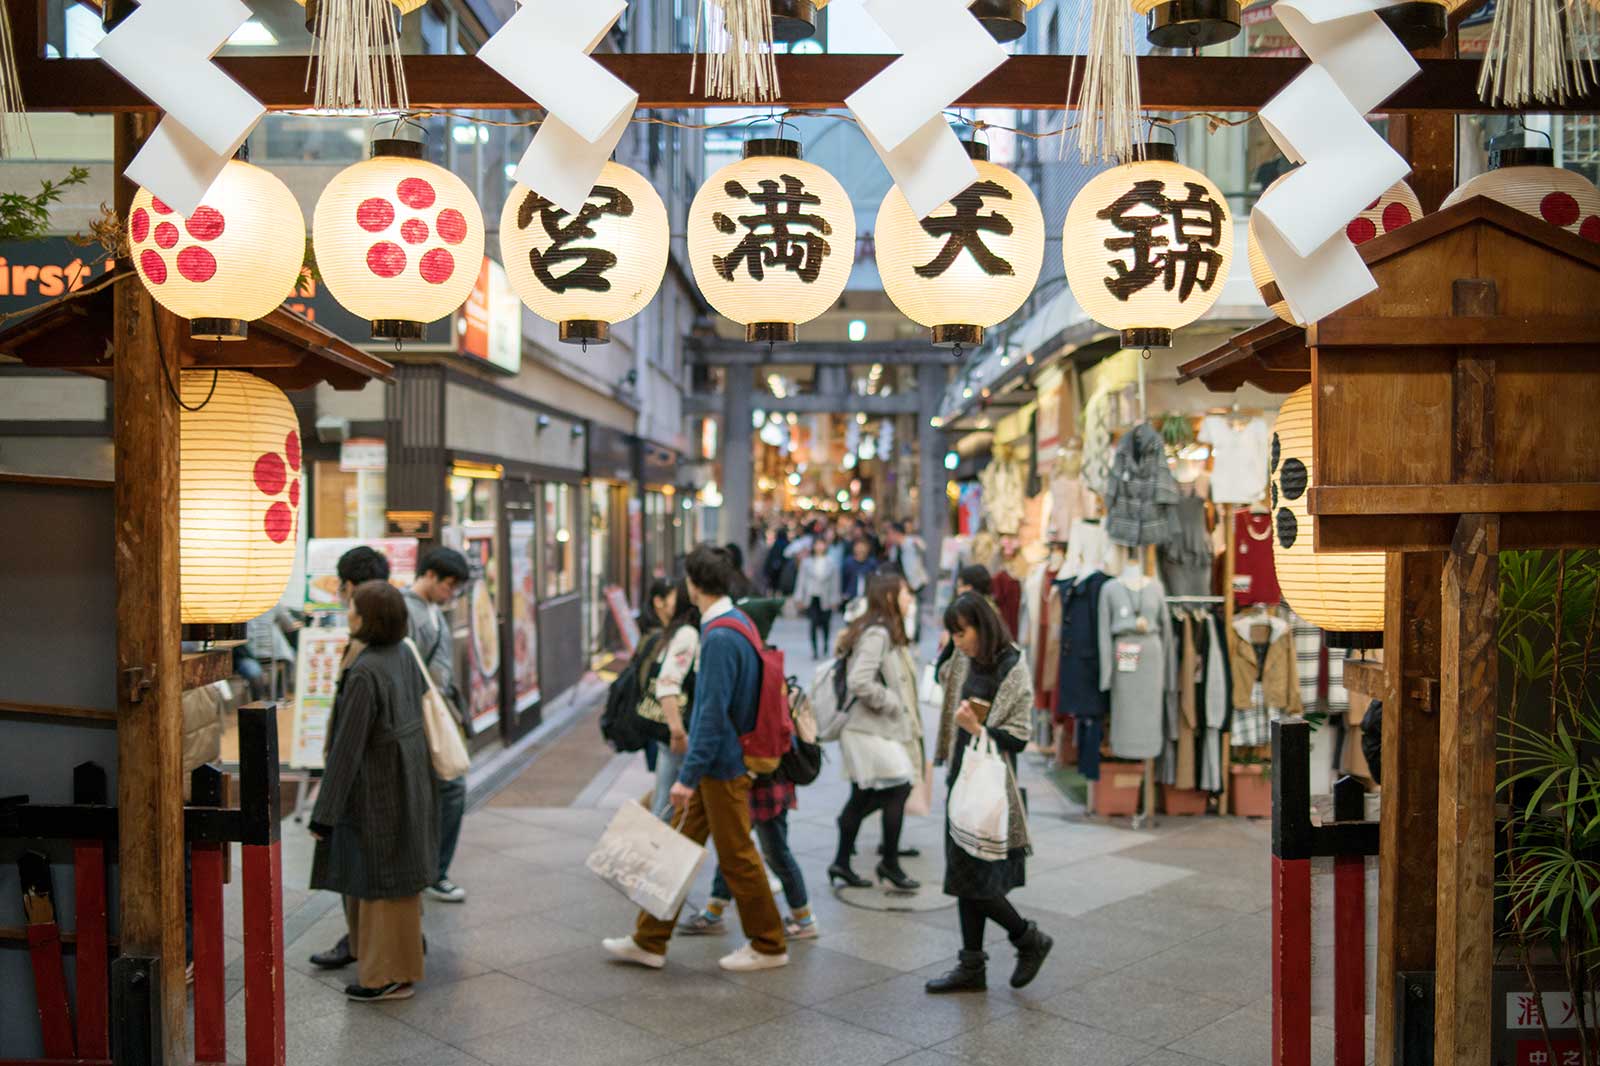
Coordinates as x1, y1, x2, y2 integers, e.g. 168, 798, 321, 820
153, 323, 219, 413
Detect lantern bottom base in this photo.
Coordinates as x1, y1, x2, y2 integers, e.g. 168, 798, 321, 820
1146, 0, 1242, 48
747, 322, 797, 345
1375, 2, 1446, 50
1326, 630, 1384, 652
932, 324, 984, 349
771, 0, 818, 42
560, 320, 610, 346
191, 318, 248, 342
970, 0, 1027, 42
183, 622, 248, 644
1121, 328, 1173, 349
372, 319, 428, 342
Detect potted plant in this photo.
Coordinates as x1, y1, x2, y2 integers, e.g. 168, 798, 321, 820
1498, 550, 1600, 1065
1230, 749, 1272, 818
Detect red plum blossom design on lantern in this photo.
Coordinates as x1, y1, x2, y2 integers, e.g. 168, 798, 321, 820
355, 177, 469, 286
133, 197, 227, 286
253, 429, 302, 544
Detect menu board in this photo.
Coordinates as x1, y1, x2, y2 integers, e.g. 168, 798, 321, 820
509, 519, 540, 712
304, 537, 418, 613
288, 626, 350, 769
604, 585, 641, 655
461, 527, 501, 732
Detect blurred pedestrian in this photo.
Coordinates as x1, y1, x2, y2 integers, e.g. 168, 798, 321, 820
793, 536, 841, 659
643, 581, 701, 819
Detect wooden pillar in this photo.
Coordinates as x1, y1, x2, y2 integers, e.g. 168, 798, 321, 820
1386, 29, 1457, 212
112, 112, 189, 1065
1374, 550, 1444, 1066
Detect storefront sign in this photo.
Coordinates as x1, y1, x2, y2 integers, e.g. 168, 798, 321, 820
339, 437, 387, 473
288, 625, 348, 769
302, 536, 418, 612
509, 519, 541, 712
604, 584, 641, 654
457, 257, 523, 375
461, 527, 502, 732
384, 510, 436, 538
0, 239, 118, 314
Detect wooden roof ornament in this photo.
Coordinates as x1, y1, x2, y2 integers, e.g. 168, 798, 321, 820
0, 271, 394, 391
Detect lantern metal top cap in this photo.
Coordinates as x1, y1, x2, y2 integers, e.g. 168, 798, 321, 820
372, 138, 426, 161
1135, 141, 1177, 163
743, 138, 803, 161
1489, 145, 1556, 170
962, 140, 990, 162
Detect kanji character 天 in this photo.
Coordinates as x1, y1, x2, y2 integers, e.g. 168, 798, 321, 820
915, 179, 1015, 279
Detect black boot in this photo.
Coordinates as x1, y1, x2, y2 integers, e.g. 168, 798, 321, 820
1009, 922, 1053, 989
926, 950, 988, 994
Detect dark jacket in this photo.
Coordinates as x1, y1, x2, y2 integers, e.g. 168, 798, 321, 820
1055, 571, 1111, 721
677, 605, 762, 789
840, 555, 878, 601
309, 642, 439, 899
1104, 422, 1181, 547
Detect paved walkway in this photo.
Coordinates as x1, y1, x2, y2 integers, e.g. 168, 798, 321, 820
217, 616, 1359, 1066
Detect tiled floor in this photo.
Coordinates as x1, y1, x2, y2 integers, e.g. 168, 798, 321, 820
208, 616, 1364, 1066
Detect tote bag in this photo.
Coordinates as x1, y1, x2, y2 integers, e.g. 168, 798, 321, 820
947, 733, 1010, 862
586, 799, 707, 921
403, 638, 471, 781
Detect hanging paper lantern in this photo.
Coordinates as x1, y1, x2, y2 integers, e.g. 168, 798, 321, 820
313, 140, 486, 341
772, 0, 829, 41
876, 140, 1044, 352
1374, 0, 1473, 50
1269, 385, 1386, 643
1247, 175, 1422, 323
1441, 145, 1600, 242
1134, 0, 1239, 48
180, 370, 302, 627
1062, 143, 1234, 349
499, 161, 669, 346
688, 138, 854, 344
130, 160, 305, 342
970, 0, 1042, 42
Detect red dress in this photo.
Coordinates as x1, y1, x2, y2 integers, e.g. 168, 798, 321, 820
1232, 510, 1281, 607
992, 569, 1023, 637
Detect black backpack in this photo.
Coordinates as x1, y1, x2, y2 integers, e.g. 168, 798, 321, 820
600, 632, 662, 753
773, 675, 825, 786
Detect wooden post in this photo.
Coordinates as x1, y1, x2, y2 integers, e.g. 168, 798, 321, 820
1220, 503, 1236, 815
112, 111, 189, 1065
1386, 24, 1457, 213
1374, 550, 1444, 1066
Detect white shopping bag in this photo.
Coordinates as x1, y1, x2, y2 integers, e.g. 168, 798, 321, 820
947, 733, 1010, 861
585, 800, 707, 921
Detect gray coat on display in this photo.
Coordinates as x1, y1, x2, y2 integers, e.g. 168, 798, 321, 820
310, 642, 440, 900
1104, 422, 1181, 548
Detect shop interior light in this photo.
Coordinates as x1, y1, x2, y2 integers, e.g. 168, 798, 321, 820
944, 450, 960, 470
787, 472, 802, 486
860, 497, 876, 513
836, 489, 851, 503
451, 461, 504, 480
752, 408, 767, 428
848, 318, 868, 341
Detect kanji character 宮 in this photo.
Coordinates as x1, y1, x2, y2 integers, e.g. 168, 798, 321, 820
1097, 178, 1225, 302
915, 179, 1016, 278
712, 175, 833, 284
517, 185, 635, 294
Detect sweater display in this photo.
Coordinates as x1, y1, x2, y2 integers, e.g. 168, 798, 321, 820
1159, 493, 1214, 598
1231, 510, 1282, 607
1198, 414, 1270, 505
1097, 574, 1174, 760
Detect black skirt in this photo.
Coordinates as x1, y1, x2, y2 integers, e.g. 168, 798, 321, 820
941, 738, 1027, 900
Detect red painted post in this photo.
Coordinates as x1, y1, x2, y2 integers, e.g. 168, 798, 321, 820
1334, 854, 1366, 1066
192, 841, 228, 1064
72, 839, 110, 1060
242, 839, 287, 1066
1272, 855, 1313, 1066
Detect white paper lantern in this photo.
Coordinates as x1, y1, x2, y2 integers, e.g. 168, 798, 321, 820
499, 161, 668, 346
1248, 175, 1422, 323
688, 139, 855, 344
877, 142, 1044, 352
1441, 146, 1600, 243
130, 160, 305, 342
181, 370, 302, 626
1063, 144, 1233, 349
312, 140, 486, 341
1269, 385, 1386, 639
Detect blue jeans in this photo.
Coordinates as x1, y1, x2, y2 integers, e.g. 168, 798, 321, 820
710, 809, 808, 912
438, 775, 466, 881
653, 747, 684, 821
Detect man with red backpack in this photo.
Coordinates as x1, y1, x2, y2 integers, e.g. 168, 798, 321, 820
603, 546, 790, 973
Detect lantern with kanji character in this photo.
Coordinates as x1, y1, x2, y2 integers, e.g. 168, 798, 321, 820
180, 370, 302, 628
499, 161, 668, 346
1133, 0, 1238, 48
876, 140, 1044, 353
1269, 385, 1385, 642
1247, 175, 1423, 324
1441, 145, 1600, 243
312, 139, 486, 341
129, 160, 305, 342
688, 138, 855, 344
970, 0, 1042, 42
1062, 143, 1233, 349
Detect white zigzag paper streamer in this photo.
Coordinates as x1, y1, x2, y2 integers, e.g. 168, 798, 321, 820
1251, 0, 1419, 326
846, 0, 1007, 219
95, 0, 265, 216
478, 0, 638, 216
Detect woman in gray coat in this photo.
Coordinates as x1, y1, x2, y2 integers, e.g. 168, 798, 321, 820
310, 580, 439, 1003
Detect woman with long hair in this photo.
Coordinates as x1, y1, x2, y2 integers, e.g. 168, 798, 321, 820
925, 592, 1053, 994
641, 580, 702, 819
829, 573, 924, 891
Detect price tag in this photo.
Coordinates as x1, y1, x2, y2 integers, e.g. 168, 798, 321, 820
1116, 640, 1143, 674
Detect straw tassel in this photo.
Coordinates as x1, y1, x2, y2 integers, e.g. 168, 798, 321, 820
1070, 0, 1142, 164
0, 0, 30, 158
306, 0, 410, 114
692, 0, 781, 102
1477, 0, 1599, 107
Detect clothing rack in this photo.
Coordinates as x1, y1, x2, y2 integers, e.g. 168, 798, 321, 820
1167, 595, 1225, 605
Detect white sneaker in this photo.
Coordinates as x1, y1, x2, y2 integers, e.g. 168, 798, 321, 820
718, 943, 789, 972
602, 936, 666, 969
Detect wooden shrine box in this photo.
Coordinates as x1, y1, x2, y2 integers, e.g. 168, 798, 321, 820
1304, 195, 1600, 553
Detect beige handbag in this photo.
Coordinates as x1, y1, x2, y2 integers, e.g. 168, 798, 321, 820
403, 638, 471, 781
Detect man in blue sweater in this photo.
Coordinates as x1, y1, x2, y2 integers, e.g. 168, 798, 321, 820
604, 546, 788, 972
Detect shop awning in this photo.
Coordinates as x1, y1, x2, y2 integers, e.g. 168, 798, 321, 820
1175, 317, 1310, 393
0, 273, 394, 391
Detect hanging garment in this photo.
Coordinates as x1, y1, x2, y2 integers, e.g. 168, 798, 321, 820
1199, 611, 1230, 792
1289, 611, 1324, 715
981, 459, 1026, 536
1198, 415, 1271, 505
1063, 517, 1111, 577
991, 568, 1022, 637
1047, 473, 1098, 542
1160, 494, 1214, 598
1160, 610, 1200, 790
1056, 571, 1110, 779
1105, 423, 1181, 547
1027, 567, 1061, 713
1232, 509, 1283, 607
1081, 391, 1114, 496
1098, 575, 1173, 760
1227, 611, 1302, 747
